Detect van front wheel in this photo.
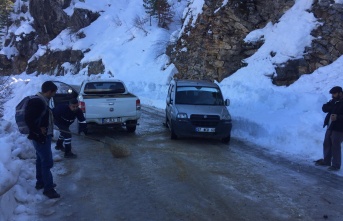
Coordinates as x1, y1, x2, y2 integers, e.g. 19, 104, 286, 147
170, 121, 177, 139
221, 134, 231, 144
171, 129, 177, 140
165, 116, 169, 128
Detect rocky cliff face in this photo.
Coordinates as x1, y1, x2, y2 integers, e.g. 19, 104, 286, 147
1, 0, 342, 86
305, 1, 343, 75
0, 0, 101, 76
168, 0, 343, 85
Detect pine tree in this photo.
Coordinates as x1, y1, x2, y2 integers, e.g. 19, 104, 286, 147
155, 0, 173, 29
143, 0, 157, 26
0, 0, 13, 48
143, 0, 173, 29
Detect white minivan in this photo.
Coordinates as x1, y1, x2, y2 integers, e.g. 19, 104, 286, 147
165, 79, 232, 143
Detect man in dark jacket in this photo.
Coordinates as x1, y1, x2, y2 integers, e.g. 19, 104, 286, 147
25, 81, 60, 199
53, 98, 87, 158
315, 86, 343, 171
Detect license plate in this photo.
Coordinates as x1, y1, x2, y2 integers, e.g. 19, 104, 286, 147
102, 117, 121, 124
195, 127, 215, 132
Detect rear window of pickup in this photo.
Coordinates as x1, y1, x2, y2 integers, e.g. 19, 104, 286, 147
84, 82, 125, 94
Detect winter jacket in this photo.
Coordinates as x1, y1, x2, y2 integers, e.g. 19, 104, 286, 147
53, 104, 85, 127
25, 94, 51, 140
322, 98, 343, 132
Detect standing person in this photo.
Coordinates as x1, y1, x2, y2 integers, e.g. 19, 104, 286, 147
315, 86, 343, 171
53, 98, 87, 159
25, 81, 60, 198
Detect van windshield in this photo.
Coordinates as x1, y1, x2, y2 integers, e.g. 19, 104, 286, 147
175, 86, 224, 105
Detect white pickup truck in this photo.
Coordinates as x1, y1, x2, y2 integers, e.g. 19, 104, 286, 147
77, 79, 141, 132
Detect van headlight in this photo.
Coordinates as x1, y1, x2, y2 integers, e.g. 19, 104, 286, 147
177, 113, 188, 119
221, 114, 231, 120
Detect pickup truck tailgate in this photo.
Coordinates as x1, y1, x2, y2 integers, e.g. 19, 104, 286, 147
83, 95, 138, 119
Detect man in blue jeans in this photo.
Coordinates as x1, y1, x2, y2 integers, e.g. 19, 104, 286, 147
25, 81, 60, 198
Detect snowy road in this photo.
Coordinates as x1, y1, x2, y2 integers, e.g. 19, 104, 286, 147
35, 105, 343, 221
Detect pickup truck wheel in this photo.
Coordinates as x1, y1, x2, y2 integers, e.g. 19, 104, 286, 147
126, 125, 136, 133
126, 120, 137, 133
221, 134, 231, 144
126, 126, 136, 133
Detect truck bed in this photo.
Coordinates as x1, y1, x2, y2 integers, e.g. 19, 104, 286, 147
78, 80, 141, 127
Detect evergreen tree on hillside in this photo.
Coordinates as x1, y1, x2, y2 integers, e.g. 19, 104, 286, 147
155, 0, 173, 29
143, 0, 173, 29
143, 0, 157, 26
0, 0, 13, 48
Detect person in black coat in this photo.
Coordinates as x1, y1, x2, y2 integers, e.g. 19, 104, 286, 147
315, 86, 343, 171
25, 81, 60, 199
53, 98, 87, 159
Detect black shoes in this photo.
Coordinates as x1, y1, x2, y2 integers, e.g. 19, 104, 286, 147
55, 144, 65, 152
64, 151, 77, 159
55, 139, 65, 152
35, 183, 57, 190
314, 159, 330, 166
43, 189, 60, 199
315, 159, 340, 171
328, 166, 340, 171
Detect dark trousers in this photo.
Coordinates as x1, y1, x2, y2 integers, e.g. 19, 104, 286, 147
323, 129, 343, 169
55, 122, 72, 152
32, 135, 54, 191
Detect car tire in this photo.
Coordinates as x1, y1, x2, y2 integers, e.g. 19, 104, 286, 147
170, 120, 177, 140
221, 134, 231, 144
127, 125, 136, 133
165, 115, 169, 128
126, 120, 137, 133
171, 129, 177, 140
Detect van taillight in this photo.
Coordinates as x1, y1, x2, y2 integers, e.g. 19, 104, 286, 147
79, 101, 86, 113
136, 99, 141, 110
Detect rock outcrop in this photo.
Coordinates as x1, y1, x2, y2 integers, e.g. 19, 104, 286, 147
29, 0, 70, 44
0, 0, 100, 76
1, 0, 342, 86
169, 0, 343, 85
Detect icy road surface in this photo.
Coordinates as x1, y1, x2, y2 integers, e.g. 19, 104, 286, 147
34, 105, 343, 221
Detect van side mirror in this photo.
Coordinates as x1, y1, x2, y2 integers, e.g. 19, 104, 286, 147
224, 99, 230, 106
49, 97, 55, 109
